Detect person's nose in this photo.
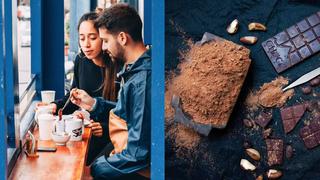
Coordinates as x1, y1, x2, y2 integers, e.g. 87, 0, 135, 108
84, 38, 90, 47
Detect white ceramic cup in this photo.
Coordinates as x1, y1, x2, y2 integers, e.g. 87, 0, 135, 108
38, 113, 55, 140
65, 118, 83, 141
41, 90, 55, 104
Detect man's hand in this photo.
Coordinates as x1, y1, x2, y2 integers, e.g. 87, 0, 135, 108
88, 120, 103, 137
70, 88, 95, 111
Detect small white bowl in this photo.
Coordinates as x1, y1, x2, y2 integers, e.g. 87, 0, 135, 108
51, 131, 70, 146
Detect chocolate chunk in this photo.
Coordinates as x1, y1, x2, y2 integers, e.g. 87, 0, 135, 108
305, 100, 319, 112
255, 111, 272, 128
300, 118, 320, 149
243, 119, 253, 128
280, 103, 306, 134
286, 145, 293, 159
310, 76, 320, 86
243, 141, 252, 149
263, 128, 272, 139
266, 139, 284, 166
262, 11, 320, 73
301, 86, 312, 94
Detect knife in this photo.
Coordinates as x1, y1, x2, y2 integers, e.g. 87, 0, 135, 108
283, 66, 320, 91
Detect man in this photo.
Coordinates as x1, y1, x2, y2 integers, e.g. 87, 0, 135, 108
70, 3, 151, 179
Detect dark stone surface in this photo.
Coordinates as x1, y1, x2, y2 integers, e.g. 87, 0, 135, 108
166, 0, 320, 179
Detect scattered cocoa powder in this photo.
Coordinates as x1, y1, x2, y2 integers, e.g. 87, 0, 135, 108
245, 77, 294, 109
166, 123, 201, 153
166, 39, 251, 127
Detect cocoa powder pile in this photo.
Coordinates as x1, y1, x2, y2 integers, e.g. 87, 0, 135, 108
166, 40, 251, 127
245, 76, 294, 110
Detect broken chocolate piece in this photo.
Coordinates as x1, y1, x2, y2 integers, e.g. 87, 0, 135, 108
310, 76, 320, 86
286, 145, 293, 159
266, 139, 284, 166
305, 100, 319, 112
243, 119, 253, 128
280, 103, 306, 133
263, 128, 272, 139
301, 86, 312, 94
243, 141, 252, 149
300, 118, 320, 149
262, 11, 320, 73
255, 111, 272, 128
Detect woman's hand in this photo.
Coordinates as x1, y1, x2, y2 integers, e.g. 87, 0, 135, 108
70, 88, 96, 111
88, 120, 103, 137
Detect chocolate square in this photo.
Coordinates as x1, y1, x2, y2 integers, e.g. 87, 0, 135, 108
309, 40, 320, 52
289, 51, 301, 65
297, 19, 310, 32
287, 26, 299, 38
299, 46, 312, 59
293, 35, 305, 49
314, 24, 320, 37
303, 30, 316, 42
307, 14, 320, 26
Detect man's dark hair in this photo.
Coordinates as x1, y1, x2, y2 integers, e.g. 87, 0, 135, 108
96, 4, 143, 42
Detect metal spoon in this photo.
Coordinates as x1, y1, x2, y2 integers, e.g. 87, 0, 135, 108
282, 66, 320, 92
58, 95, 71, 120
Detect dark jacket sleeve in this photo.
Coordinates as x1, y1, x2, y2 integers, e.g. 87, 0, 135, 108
90, 97, 117, 119
52, 56, 80, 115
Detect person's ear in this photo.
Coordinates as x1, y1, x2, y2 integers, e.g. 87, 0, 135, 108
117, 32, 127, 46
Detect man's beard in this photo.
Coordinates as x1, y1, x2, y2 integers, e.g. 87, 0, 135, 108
111, 44, 125, 64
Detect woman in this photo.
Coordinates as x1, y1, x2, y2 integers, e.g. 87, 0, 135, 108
38, 12, 120, 164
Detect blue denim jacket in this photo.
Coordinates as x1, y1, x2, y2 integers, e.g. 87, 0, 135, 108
90, 49, 151, 178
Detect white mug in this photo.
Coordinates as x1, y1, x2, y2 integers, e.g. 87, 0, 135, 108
65, 118, 83, 141
41, 90, 55, 104
38, 114, 55, 140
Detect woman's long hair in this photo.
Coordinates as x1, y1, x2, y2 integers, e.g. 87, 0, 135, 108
101, 53, 120, 101
77, 12, 120, 101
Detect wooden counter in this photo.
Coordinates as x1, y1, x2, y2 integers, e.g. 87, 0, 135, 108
9, 127, 92, 180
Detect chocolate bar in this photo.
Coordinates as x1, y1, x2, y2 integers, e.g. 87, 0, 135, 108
300, 118, 320, 149
266, 139, 284, 166
262, 11, 320, 73
280, 103, 306, 134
